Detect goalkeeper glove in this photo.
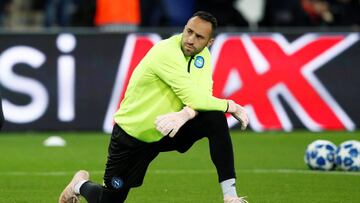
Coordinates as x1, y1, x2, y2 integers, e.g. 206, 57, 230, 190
227, 100, 249, 130
155, 106, 197, 137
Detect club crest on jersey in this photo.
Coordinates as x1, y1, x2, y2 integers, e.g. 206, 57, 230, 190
194, 56, 204, 68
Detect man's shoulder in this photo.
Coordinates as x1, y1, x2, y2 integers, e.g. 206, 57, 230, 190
200, 46, 211, 57
156, 34, 181, 49
150, 35, 182, 57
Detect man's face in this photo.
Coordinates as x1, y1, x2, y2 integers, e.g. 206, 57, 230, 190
181, 16, 214, 56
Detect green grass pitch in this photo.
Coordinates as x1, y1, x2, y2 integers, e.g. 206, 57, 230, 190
0, 131, 359, 203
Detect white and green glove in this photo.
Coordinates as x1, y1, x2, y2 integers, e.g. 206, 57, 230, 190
155, 106, 197, 137
227, 100, 249, 130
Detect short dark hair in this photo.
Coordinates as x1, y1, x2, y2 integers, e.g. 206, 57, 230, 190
192, 11, 217, 36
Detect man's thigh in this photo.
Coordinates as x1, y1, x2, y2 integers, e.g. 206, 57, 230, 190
104, 125, 159, 189
155, 111, 228, 153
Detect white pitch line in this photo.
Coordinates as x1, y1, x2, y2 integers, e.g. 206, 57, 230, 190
152, 169, 360, 176
0, 171, 104, 176
247, 168, 360, 176
0, 169, 359, 176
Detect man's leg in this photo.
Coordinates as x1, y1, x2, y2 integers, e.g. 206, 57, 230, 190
79, 181, 130, 203
155, 111, 243, 201
59, 171, 130, 203
156, 111, 235, 181
59, 124, 158, 203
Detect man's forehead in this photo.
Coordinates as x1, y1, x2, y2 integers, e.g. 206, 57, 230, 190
186, 17, 212, 37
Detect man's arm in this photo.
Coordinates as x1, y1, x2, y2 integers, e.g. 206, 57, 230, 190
150, 50, 228, 112
155, 102, 249, 137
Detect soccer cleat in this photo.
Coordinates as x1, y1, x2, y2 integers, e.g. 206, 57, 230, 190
224, 196, 249, 203
59, 170, 89, 203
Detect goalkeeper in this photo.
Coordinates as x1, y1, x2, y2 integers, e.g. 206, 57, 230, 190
59, 11, 249, 203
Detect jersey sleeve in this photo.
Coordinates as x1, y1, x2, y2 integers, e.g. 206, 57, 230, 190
149, 44, 227, 112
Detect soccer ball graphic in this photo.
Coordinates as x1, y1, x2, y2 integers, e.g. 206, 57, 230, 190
335, 140, 360, 171
304, 140, 337, 170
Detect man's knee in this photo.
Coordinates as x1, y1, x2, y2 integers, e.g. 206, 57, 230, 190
199, 111, 227, 126
169, 111, 229, 153
176, 146, 190, 153
195, 111, 230, 138
80, 181, 103, 203
81, 181, 130, 203
101, 186, 129, 203
199, 111, 226, 121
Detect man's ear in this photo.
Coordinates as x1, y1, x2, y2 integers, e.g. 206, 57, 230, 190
207, 38, 214, 47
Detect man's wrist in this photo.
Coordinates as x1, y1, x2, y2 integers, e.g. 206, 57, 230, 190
225, 101, 229, 113
226, 100, 237, 113
183, 106, 197, 119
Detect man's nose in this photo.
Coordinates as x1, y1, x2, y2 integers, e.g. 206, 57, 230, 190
187, 35, 195, 44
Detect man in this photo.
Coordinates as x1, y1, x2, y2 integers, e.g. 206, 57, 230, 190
59, 11, 249, 203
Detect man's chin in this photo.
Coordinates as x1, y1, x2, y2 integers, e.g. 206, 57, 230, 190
184, 49, 195, 56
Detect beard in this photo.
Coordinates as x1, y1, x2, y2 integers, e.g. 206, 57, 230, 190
181, 43, 203, 56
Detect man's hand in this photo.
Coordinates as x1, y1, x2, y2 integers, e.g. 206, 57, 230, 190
227, 100, 249, 130
155, 106, 197, 137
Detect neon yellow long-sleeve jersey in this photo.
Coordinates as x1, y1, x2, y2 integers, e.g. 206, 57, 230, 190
114, 34, 228, 143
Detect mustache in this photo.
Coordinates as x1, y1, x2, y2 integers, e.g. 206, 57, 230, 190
184, 43, 194, 48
